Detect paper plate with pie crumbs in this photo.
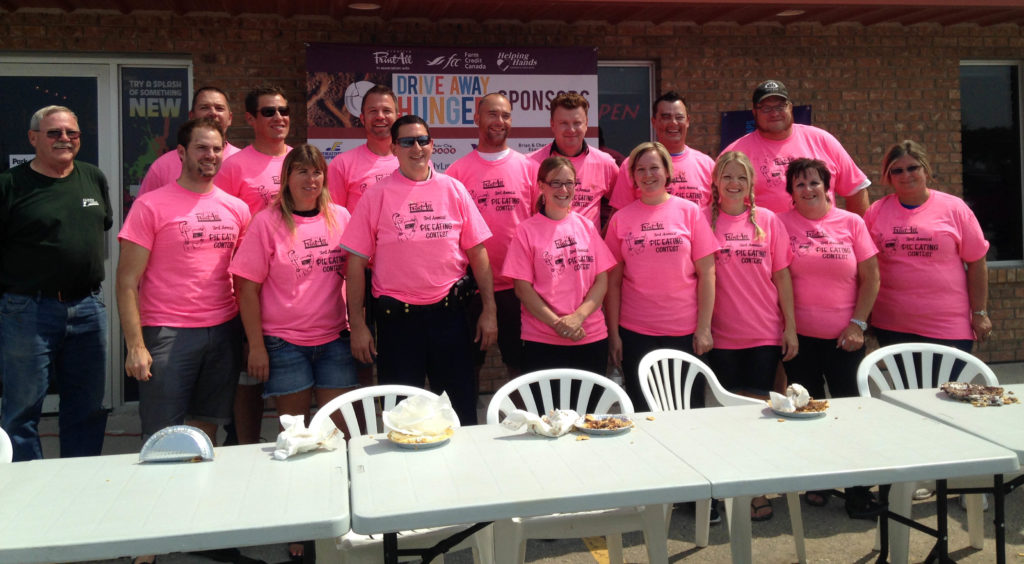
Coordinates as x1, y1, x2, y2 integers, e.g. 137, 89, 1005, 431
573, 414, 634, 435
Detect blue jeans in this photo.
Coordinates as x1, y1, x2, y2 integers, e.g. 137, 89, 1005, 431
0, 291, 108, 461
262, 334, 358, 397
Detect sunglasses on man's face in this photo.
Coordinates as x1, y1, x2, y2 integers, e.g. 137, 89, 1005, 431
258, 106, 290, 118
37, 128, 81, 140
396, 135, 431, 148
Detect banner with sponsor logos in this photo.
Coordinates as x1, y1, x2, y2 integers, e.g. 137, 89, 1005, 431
306, 44, 598, 172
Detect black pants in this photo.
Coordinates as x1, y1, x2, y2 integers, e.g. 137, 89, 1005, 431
520, 338, 610, 413
706, 346, 781, 396
375, 297, 478, 425
783, 334, 863, 399
619, 327, 701, 411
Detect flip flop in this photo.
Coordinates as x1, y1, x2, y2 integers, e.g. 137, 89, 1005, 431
751, 496, 773, 521
805, 490, 829, 507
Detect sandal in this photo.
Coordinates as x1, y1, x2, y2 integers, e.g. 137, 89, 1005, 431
751, 496, 773, 521
805, 490, 829, 507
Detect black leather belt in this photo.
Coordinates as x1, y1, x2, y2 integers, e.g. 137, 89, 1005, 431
9, 286, 99, 303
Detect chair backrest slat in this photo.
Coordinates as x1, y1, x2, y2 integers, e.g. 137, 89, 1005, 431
856, 343, 998, 398
309, 385, 439, 439
486, 369, 633, 424
638, 349, 761, 412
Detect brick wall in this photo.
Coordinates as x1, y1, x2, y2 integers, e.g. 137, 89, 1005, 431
3, 9, 1022, 388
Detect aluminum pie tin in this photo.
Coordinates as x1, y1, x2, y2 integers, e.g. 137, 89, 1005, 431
139, 425, 215, 463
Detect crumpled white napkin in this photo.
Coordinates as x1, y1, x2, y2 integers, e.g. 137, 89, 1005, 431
501, 409, 580, 437
383, 392, 461, 436
272, 414, 339, 460
769, 383, 811, 413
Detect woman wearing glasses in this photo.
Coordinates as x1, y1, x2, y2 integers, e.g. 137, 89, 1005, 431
864, 140, 991, 350
503, 156, 617, 375
603, 142, 718, 410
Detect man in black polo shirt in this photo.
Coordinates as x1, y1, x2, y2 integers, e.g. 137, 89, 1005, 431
0, 105, 112, 461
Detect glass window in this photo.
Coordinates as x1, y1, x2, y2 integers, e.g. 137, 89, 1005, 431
597, 62, 654, 160
960, 63, 1023, 263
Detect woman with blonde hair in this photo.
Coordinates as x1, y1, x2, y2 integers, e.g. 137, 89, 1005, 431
604, 141, 717, 410
705, 150, 796, 522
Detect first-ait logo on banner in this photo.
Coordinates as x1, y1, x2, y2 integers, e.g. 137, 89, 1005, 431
306, 44, 599, 171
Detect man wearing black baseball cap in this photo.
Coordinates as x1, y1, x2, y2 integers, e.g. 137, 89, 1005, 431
725, 79, 870, 216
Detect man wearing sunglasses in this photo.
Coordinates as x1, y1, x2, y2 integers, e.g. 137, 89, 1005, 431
217, 85, 293, 216
137, 86, 240, 198
341, 115, 497, 425
725, 79, 871, 216
216, 86, 293, 445
0, 105, 113, 461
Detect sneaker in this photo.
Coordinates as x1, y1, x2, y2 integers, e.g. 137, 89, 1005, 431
959, 493, 989, 512
709, 499, 722, 525
913, 488, 934, 500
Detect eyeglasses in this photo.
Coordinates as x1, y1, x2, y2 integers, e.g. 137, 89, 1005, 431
889, 165, 923, 176
258, 106, 289, 118
756, 103, 789, 114
543, 180, 577, 190
396, 135, 431, 148
35, 128, 81, 140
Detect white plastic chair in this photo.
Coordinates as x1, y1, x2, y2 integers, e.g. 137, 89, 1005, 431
485, 369, 669, 564
0, 427, 12, 463
638, 349, 806, 563
857, 342, 998, 397
857, 343, 998, 555
310, 385, 493, 564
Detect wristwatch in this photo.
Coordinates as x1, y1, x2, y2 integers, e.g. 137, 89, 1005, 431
849, 318, 868, 331
972, 310, 988, 317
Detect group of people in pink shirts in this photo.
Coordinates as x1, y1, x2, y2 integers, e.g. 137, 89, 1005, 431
121, 80, 991, 535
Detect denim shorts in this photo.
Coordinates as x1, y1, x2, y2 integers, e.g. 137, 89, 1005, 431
262, 333, 358, 398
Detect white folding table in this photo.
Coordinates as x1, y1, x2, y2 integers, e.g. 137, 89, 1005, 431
881, 384, 1024, 564
0, 443, 350, 564
633, 396, 1020, 564
347, 422, 711, 564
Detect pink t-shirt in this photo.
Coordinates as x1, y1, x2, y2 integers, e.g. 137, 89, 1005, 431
528, 143, 617, 228
863, 191, 989, 340
137, 142, 241, 197
502, 212, 617, 345
118, 183, 251, 328
609, 147, 715, 210
779, 207, 878, 339
605, 197, 719, 336
447, 150, 538, 292
216, 145, 292, 216
339, 171, 492, 305
705, 207, 793, 349
326, 143, 399, 213
724, 124, 869, 214
229, 204, 352, 346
